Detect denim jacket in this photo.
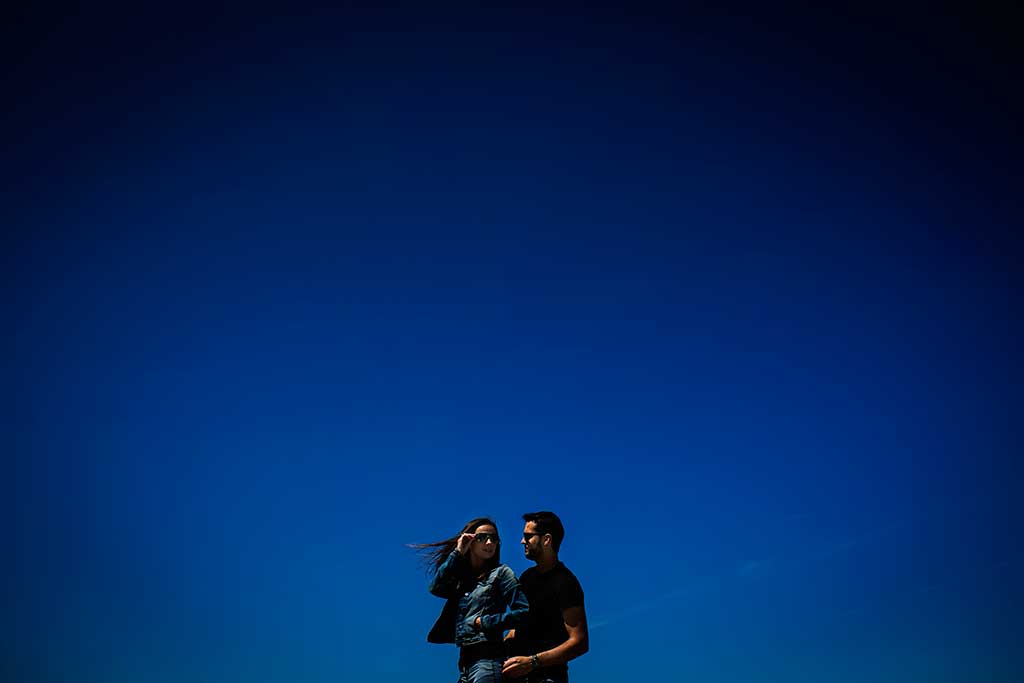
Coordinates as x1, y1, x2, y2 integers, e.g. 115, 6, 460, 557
427, 550, 529, 646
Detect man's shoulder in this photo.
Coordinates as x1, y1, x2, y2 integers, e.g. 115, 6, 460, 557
554, 562, 585, 610
522, 562, 584, 590
555, 561, 582, 583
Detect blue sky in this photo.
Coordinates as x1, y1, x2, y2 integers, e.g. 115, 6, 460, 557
6, 5, 1021, 682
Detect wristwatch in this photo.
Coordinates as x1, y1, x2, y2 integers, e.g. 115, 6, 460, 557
530, 654, 539, 670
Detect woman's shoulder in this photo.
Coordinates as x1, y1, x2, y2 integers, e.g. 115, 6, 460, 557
492, 564, 517, 581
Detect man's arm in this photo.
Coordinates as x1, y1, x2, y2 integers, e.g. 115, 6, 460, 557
502, 605, 589, 678
536, 605, 589, 666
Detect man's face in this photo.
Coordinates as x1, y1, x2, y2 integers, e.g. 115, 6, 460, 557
521, 521, 545, 561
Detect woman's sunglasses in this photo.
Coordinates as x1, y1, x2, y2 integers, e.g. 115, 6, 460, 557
473, 533, 500, 544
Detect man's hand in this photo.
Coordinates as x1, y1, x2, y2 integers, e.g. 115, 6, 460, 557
501, 656, 532, 678
474, 617, 482, 630
503, 628, 515, 642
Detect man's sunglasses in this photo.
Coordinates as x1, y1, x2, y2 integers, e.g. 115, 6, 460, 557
522, 531, 546, 541
474, 533, 500, 544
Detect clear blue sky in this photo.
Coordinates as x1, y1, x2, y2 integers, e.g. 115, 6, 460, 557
6, 5, 1021, 682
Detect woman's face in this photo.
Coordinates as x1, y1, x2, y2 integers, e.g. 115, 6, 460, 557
469, 524, 499, 564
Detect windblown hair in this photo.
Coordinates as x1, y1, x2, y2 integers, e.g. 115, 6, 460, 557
409, 517, 502, 575
523, 510, 565, 552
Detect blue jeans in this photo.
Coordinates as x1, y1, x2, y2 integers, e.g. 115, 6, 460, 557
527, 672, 568, 683
456, 658, 503, 683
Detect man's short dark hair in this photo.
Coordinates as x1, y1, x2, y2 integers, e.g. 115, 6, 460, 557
523, 510, 565, 553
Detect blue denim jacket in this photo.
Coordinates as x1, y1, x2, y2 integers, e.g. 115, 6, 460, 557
427, 551, 529, 646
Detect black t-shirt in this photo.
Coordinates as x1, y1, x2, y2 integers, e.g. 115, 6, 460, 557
515, 562, 585, 677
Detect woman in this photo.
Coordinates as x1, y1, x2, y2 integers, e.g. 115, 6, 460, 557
412, 517, 529, 683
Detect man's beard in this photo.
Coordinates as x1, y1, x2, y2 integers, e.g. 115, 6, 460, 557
524, 544, 537, 560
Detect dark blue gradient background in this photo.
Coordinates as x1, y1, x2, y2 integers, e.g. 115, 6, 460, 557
6, 5, 1021, 682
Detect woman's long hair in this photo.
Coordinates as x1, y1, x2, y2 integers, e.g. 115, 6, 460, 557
409, 517, 501, 576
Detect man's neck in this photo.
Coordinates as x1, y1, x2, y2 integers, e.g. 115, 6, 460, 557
534, 554, 559, 573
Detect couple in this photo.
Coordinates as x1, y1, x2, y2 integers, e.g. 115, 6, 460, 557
414, 511, 588, 683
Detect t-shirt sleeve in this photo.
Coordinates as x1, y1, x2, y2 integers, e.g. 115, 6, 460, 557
558, 572, 585, 610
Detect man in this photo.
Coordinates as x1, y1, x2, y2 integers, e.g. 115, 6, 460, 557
502, 511, 589, 683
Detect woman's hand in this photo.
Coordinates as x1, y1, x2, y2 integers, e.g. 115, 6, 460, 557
456, 532, 476, 555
